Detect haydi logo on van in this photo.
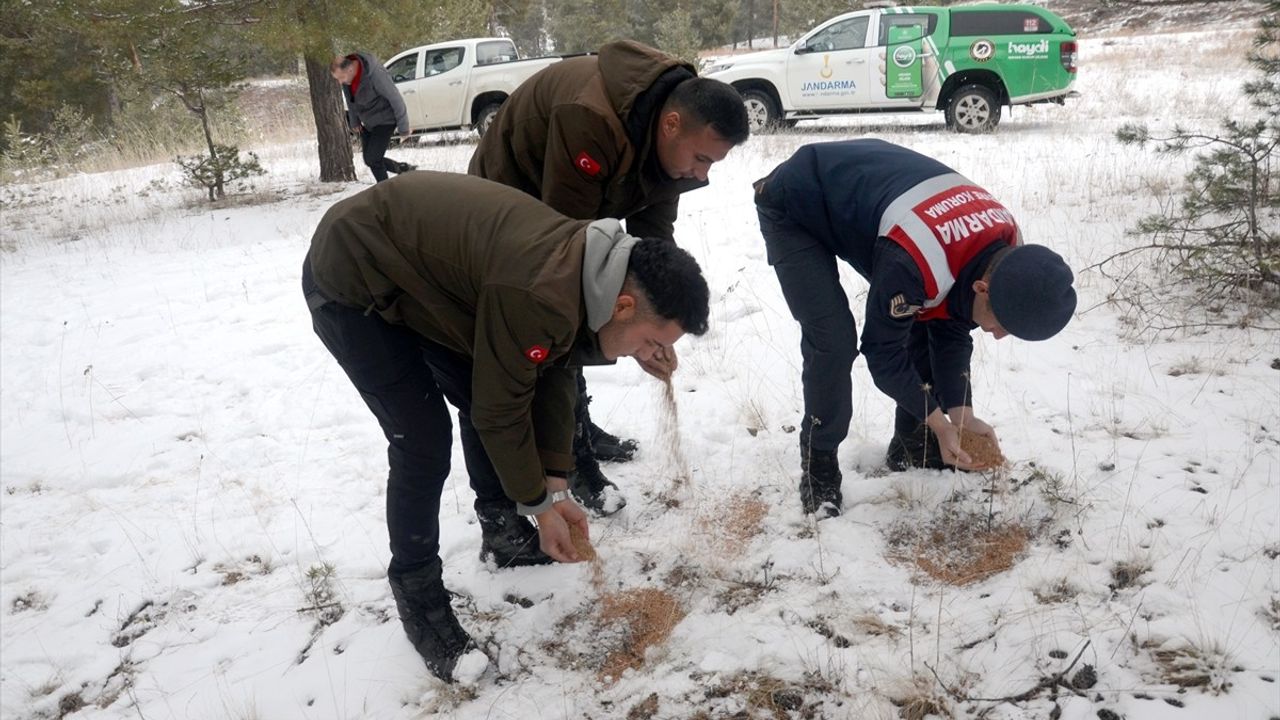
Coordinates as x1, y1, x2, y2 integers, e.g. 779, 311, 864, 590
1008, 39, 1050, 58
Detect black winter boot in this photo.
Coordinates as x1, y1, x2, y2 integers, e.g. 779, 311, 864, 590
570, 442, 627, 516
799, 448, 843, 518
885, 423, 948, 471
388, 560, 473, 681
589, 422, 639, 463
476, 501, 552, 568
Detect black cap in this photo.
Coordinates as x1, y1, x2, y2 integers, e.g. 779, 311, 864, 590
988, 245, 1076, 341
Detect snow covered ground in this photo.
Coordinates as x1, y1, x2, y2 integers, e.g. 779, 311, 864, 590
2, 30, 1277, 720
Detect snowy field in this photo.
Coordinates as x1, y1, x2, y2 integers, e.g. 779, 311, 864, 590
2, 30, 1278, 720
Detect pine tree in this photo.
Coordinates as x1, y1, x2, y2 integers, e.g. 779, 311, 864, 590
0, 1, 116, 148
1109, 1, 1279, 331
73, 0, 262, 199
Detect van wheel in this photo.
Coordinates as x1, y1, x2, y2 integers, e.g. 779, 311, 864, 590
945, 84, 1001, 133
741, 89, 785, 133
475, 103, 502, 137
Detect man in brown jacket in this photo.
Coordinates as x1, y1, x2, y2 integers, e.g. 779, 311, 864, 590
302, 171, 710, 682
470, 40, 748, 513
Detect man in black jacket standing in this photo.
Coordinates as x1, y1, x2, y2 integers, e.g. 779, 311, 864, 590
755, 139, 1077, 518
331, 52, 416, 182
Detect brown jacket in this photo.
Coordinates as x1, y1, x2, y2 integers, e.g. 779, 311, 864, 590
307, 172, 631, 504
468, 40, 704, 240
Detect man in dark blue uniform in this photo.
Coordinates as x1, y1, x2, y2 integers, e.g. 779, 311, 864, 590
754, 139, 1077, 517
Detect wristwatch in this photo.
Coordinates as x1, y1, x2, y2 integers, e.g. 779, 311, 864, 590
516, 488, 574, 516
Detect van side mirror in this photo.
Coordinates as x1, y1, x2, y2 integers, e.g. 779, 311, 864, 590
794, 41, 811, 55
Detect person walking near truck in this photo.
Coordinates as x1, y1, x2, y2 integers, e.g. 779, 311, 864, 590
331, 52, 416, 182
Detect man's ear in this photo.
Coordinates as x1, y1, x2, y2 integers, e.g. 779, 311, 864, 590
972, 279, 990, 296
612, 293, 637, 322
660, 109, 682, 138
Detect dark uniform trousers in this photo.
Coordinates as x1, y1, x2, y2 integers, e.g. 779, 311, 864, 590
756, 204, 940, 453
302, 259, 506, 577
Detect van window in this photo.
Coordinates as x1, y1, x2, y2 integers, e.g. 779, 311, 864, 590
477, 40, 517, 65
386, 53, 419, 83
806, 16, 871, 52
877, 14, 937, 46
951, 10, 1052, 36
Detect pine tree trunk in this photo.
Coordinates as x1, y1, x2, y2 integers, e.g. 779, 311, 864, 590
304, 54, 356, 183
195, 91, 224, 200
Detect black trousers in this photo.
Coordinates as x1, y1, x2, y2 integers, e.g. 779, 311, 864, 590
303, 260, 505, 577
360, 124, 403, 183
758, 206, 937, 452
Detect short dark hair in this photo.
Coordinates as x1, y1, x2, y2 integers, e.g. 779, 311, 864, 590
627, 238, 710, 336
665, 77, 750, 146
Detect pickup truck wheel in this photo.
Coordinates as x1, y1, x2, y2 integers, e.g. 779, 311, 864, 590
475, 103, 502, 137
741, 89, 784, 133
945, 84, 1001, 133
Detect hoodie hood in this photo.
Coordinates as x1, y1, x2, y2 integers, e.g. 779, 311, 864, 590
598, 40, 696, 123
581, 219, 638, 331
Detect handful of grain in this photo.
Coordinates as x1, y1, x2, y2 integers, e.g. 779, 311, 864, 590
959, 431, 1006, 469
569, 524, 597, 562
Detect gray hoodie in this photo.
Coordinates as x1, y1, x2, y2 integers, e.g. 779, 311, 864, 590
581, 219, 637, 333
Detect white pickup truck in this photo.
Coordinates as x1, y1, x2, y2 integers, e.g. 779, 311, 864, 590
384, 37, 582, 137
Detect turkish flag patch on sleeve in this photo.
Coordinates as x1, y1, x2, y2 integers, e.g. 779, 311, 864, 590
524, 344, 549, 363
574, 151, 601, 177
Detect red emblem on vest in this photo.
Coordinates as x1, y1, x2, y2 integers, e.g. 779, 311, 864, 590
524, 345, 549, 363
574, 151, 601, 176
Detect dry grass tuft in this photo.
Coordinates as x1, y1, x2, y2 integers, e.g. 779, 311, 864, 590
1033, 578, 1082, 605
598, 588, 685, 683
1140, 636, 1236, 694
887, 675, 956, 720
1261, 595, 1280, 631
1109, 560, 1151, 593
702, 671, 831, 719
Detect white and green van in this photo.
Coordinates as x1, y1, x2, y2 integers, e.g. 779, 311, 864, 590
705, 4, 1078, 133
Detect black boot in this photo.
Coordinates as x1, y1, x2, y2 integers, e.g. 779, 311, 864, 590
476, 501, 552, 568
799, 448, 843, 518
886, 423, 948, 471
571, 439, 627, 516
589, 422, 639, 463
388, 560, 473, 681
